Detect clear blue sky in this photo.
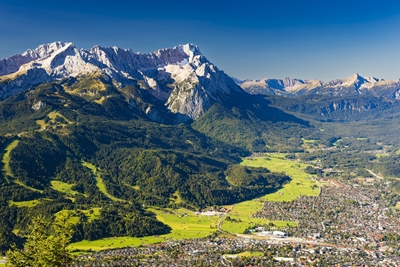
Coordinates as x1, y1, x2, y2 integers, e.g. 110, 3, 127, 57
1, 0, 400, 81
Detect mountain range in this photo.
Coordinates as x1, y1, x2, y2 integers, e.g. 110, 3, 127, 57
2, 41, 400, 126
0, 42, 241, 122
236, 73, 400, 99
2, 42, 400, 248
0, 42, 306, 231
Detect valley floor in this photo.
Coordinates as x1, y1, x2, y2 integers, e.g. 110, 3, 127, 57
70, 151, 400, 266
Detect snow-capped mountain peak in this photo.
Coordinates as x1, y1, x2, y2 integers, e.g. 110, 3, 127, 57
22, 41, 74, 59
338, 73, 364, 87
0, 42, 244, 121
237, 73, 400, 98
328, 73, 387, 90
176, 43, 201, 59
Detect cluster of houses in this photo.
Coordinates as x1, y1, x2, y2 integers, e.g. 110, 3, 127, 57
71, 235, 400, 266
250, 227, 287, 238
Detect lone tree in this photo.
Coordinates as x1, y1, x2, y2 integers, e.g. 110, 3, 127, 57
6, 214, 74, 267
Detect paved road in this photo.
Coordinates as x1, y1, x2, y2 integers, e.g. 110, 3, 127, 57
217, 205, 234, 233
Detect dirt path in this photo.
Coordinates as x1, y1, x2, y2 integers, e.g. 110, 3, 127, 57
366, 169, 384, 180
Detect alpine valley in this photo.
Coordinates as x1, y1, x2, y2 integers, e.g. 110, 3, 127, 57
2, 42, 400, 256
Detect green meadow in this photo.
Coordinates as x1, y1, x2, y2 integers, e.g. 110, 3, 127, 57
376, 153, 389, 159
2, 140, 19, 179
36, 111, 73, 131
55, 208, 101, 225
222, 201, 297, 234
221, 154, 318, 234
69, 208, 220, 251
8, 199, 42, 207
169, 191, 183, 204
50, 180, 81, 197
241, 154, 319, 201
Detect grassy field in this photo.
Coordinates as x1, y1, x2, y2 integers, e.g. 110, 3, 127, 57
69, 208, 220, 251
8, 199, 42, 207
13, 180, 42, 192
82, 161, 125, 202
169, 191, 183, 204
94, 96, 106, 104
36, 119, 47, 130
50, 180, 82, 197
221, 154, 318, 234
55, 208, 102, 226
376, 153, 390, 159
80, 208, 102, 220
222, 201, 297, 233
224, 251, 264, 258
2, 139, 19, 179
36, 111, 73, 131
223, 210, 297, 233
241, 154, 318, 201
55, 210, 81, 224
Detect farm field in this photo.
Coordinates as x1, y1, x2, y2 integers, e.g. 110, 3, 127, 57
221, 154, 319, 234
69, 208, 220, 251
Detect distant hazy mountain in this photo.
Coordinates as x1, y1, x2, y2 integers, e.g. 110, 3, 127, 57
236, 73, 400, 99
0, 42, 243, 122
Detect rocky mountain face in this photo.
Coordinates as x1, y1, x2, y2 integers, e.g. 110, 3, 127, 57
0, 42, 243, 122
237, 73, 400, 99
